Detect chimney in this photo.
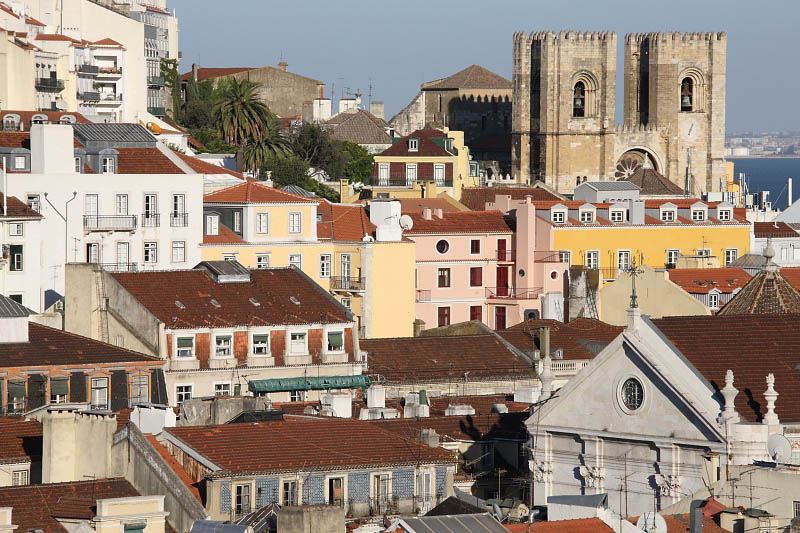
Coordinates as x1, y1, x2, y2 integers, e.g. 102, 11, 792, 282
278, 61, 288, 72
191, 63, 198, 82
370, 101, 385, 121
422, 207, 432, 220
30, 124, 75, 174
689, 500, 704, 533
434, 208, 443, 219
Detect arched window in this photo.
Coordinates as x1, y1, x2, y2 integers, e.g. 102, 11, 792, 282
573, 82, 586, 117
681, 77, 693, 112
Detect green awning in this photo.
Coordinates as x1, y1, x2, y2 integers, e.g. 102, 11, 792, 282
50, 378, 68, 396
248, 375, 370, 394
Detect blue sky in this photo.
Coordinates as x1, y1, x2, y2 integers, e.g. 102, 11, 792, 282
172, 0, 799, 133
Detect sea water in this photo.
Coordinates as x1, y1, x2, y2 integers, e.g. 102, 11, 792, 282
731, 158, 800, 210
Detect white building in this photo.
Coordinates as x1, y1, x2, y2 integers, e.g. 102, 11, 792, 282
0, 112, 241, 311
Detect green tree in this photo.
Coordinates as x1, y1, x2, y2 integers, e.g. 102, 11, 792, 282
341, 141, 374, 183
212, 78, 272, 169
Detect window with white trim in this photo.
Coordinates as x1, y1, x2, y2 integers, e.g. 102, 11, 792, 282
172, 241, 185, 263
289, 254, 302, 269
176, 384, 192, 406
319, 254, 331, 278
215, 383, 231, 397
143, 242, 157, 263
610, 210, 625, 223
290, 332, 307, 354
725, 248, 738, 266
176, 336, 194, 357
708, 292, 719, 309
9, 223, 23, 236
215, 334, 232, 356
256, 254, 270, 269
289, 212, 302, 233
551, 210, 565, 224
691, 209, 705, 221
252, 333, 269, 355
256, 212, 269, 234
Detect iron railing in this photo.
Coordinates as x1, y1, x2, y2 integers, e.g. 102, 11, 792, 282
141, 214, 160, 227
330, 276, 365, 291
83, 215, 137, 231
170, 213, 189, 227
485, 286, 542, 299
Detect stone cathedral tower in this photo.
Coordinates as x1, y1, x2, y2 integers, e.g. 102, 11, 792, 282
513, 30, 727, 195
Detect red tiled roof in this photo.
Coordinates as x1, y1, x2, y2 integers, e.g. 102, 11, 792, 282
396, 197, 465, 213
378, 129, 452, 157
460, 187, 561, 211
0, 478, 139, 532
116, 147, 183, 174
652, 314, 800, 423
111, 267, 350, 329
316, 200, 376, 241
165, 417, 456, 475
753, 221, 800, 238
175, 152, 243, 178
180, 67, 254, 82
501, 318, 624, 360
202, 224, 246, 244
0, 193, 42, 218
667, 268, 752, 295
204, 180, 315, 204
0, 417, 42, 464
360, 334, 534, 383
2, 323, 164, 368
404, 210, 512, 234
145, 434, 202, 503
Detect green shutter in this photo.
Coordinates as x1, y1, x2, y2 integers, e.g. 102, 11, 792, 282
177, 337, 193, 348
50, 377, 68, 396
327, 332, 344, 349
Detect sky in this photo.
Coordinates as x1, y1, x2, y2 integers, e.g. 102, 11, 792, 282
172, 0, 799, 134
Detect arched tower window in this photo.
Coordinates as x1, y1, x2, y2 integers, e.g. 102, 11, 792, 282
573, 82, 586, 117
681, 77, 693, 112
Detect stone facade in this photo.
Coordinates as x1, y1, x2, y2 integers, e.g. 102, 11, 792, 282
513, 31, 727, 195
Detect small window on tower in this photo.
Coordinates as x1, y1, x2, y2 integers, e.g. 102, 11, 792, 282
573, 82, 585, 118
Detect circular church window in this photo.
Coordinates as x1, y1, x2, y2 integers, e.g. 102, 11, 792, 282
436, 240, 450, 254
620, 377, 644, 411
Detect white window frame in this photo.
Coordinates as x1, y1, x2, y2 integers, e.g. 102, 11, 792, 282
691, 209, 706, 222
288, 212, 302, 234
256, 254, 270, 269
143, 241, 158, 263
289, 253, 302, 270
551, 210, 566, 224
171, 241, 185, 263
214, 383, 232, 397
175, 384, 193, 406
289, 330, 308, 355
585, 250, 599, 270
319, 254, 332, 278
9, 223, 23, 236
206, 214, 219, 236
213, 332, 234, 357
610, 209, 625, 223
725, 248, 738, 266
256, 212, 269, 234
175, 335, 195, 358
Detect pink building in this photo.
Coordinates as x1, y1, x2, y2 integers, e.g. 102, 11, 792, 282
404, 204, 567, 331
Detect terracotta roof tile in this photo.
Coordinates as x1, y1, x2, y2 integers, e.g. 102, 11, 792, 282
360, 334, 534, 384
652, 314, 800, 423
204, 180, 316, 204
378, 129, 452, 157
422, 65, 511, 91
753, 221, 800, 238
165, 417, 456, 475
460, 187, 561, 210
180, 67, 254, 82
110, 267, 350, 329
667, 268, 752, 295
501, 318, 623, 360
316, 200, 375, 241
0, 478, 138, 532
2, 323, 164, 367
0, 417, 42, 464
0, 193, 42, 218
404, 210, 512, 234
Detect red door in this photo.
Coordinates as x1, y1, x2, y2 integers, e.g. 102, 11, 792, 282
497, 239, 507, 261
496, 266, 509, 297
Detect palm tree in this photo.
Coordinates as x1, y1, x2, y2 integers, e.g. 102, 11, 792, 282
212, 78, 272, 170
242, 112, 292, 177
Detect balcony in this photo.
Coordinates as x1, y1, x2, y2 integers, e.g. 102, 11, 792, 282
485, 286, 542, 300
330, 276, 365, 292
78, 91, 101, 101
147, 76, 165, 86
100, 263, 139, 273
78, 64, 99, 75
141, 214, 160, 228
35, 77, 65, 91
148, 106, 166, 116
534, 251, 561, 262
83, 215, 137, 231
170, 213, 189, 227
416, 289, 431, 302
496, 249, 515, 262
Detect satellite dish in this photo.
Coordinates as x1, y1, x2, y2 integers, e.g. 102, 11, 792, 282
399, 214, 414, 230
636, 512, 667, 533
767, 433, 792, 463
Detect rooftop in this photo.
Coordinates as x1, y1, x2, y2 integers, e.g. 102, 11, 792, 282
422, 64, 512, 91
164, 416, 456, 476
110, 266, 350, 329
0, 417, 42, 465
667, 268, 752, 295
204, 180, 316, 204
404, 210, 513, 235
360, 334, 534, 384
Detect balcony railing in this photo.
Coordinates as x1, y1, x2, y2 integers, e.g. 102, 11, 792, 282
170, 213, 189, 227
83, 215, 137, 231
496, 249, 515, 262
100, 263, 139, 273
416, 290, 431, 302
78, 64, 99, 75
78, 91, 101, 101
147, 106, 166, 116
147, 76, 165, 86
485, 286, 542, 299
330, 276, 365, 291
141, 214, 160, 228
534, 251, 561, 262
35, 77, 65, 90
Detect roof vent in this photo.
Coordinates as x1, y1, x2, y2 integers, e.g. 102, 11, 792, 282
249, 298, 260, 307
210, 299, 221, 308
175, 300, 185, 309
289, 296, 301, 306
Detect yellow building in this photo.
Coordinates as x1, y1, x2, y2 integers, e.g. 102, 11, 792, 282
200, 181, 415, 338
533, 198, 751, 280
341, 127, 478, 203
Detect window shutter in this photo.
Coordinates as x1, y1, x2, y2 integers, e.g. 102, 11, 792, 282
110, 370, 128, 411
69, 372, 87, 402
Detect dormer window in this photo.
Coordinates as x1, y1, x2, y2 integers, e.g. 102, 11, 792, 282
551, 210, 566, 224
691, 209, 706, 222
718, 209, 731, 221
579, 210, 594, 223
660, 209, 676, 222
408, 138, 419, 152
610, 209, 625, 223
